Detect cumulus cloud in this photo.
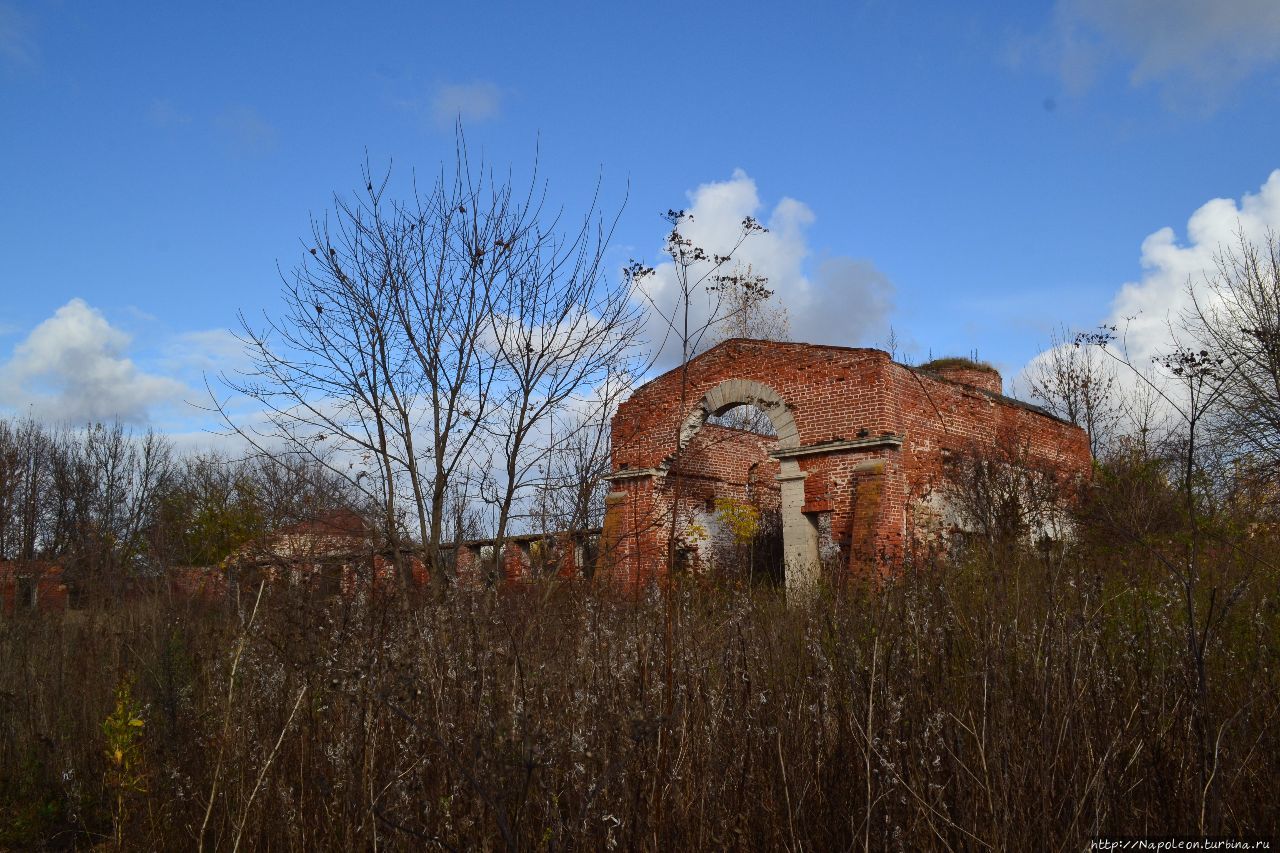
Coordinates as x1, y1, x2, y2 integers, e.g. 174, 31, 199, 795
1016, 169, 1280, 413
1106, 169, 1280, 364
430, 80, 502, 129
800, 258, 895, 349
0, 299, 187, 424
1024, 0, 1280, 104
633, 170, 894, 369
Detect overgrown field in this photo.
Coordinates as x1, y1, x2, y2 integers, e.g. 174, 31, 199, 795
3, 544, 1279, 850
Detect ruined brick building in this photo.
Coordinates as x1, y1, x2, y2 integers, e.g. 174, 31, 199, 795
446, 530, 600, 585
600, 339, 1091, 592
0, 561, 67, 615
168, 509, 430, 602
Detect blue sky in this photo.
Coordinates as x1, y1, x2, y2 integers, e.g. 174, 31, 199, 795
2, 0, 1280, 434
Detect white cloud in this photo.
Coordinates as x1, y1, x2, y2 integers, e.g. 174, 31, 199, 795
162, 328, 248, 375
0, 299, 187, 424
1026, 0, 1280, 104
430, 80, 502, 129
633, 170, 894, 369
1016, 169, 1280, 418
1107, 169, 1280, 364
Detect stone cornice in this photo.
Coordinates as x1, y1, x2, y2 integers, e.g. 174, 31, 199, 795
601, 467, 667, 482
769, 434, 904, 460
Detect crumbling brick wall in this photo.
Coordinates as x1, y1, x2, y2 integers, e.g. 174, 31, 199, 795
662, 423, 781, 574
668, 423, 781, 515
450, 531, 598, 587
0, 562, 68, 615
601, 339, 1091, 590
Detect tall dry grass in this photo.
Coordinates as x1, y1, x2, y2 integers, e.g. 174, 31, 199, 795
2, 540, 1278, 850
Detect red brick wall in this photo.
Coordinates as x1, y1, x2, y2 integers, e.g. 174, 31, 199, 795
610, 341, 898, 471
0, 562, 68, 615
451, 533, 594, 587
669, 424, 781, 513
603, 339, 1091, 587
924, 364, 1003, 395
170, 566, 229, 602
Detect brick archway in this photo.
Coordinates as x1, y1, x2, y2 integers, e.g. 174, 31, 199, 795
671, 379, 819, 592
673, 378, 800, 455
601, 339, 1091, 594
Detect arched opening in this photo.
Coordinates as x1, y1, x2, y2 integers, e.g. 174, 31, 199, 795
673, 401, 783, 584
707, 403, 778, 436
667, 379, 819, 593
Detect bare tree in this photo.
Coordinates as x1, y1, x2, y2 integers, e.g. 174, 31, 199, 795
529, 375, 630, 538
707, 261, 791, 344
240, 450, 359, 529
479, 184, 642, 565
626, 208, 769, 736
218, 151, 530, 592
0, 417, 55, 562
1027, 325, 1120, 458
627, 209, 769, 574
945, 435, 1071, 560
217, 165, 433, 585
704, 261, 791, 433
220, 140, 641, 592
36, 422, 173, 599
1186, 230, 1280, 486
1114, 367, 1174, 461
1084, 320, 1240, 831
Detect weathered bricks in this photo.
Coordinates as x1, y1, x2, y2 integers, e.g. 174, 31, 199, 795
601, 339, 1091, 590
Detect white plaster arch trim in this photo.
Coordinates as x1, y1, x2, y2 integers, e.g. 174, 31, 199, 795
670, 379, 799, 467
665, 377, 819, 594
